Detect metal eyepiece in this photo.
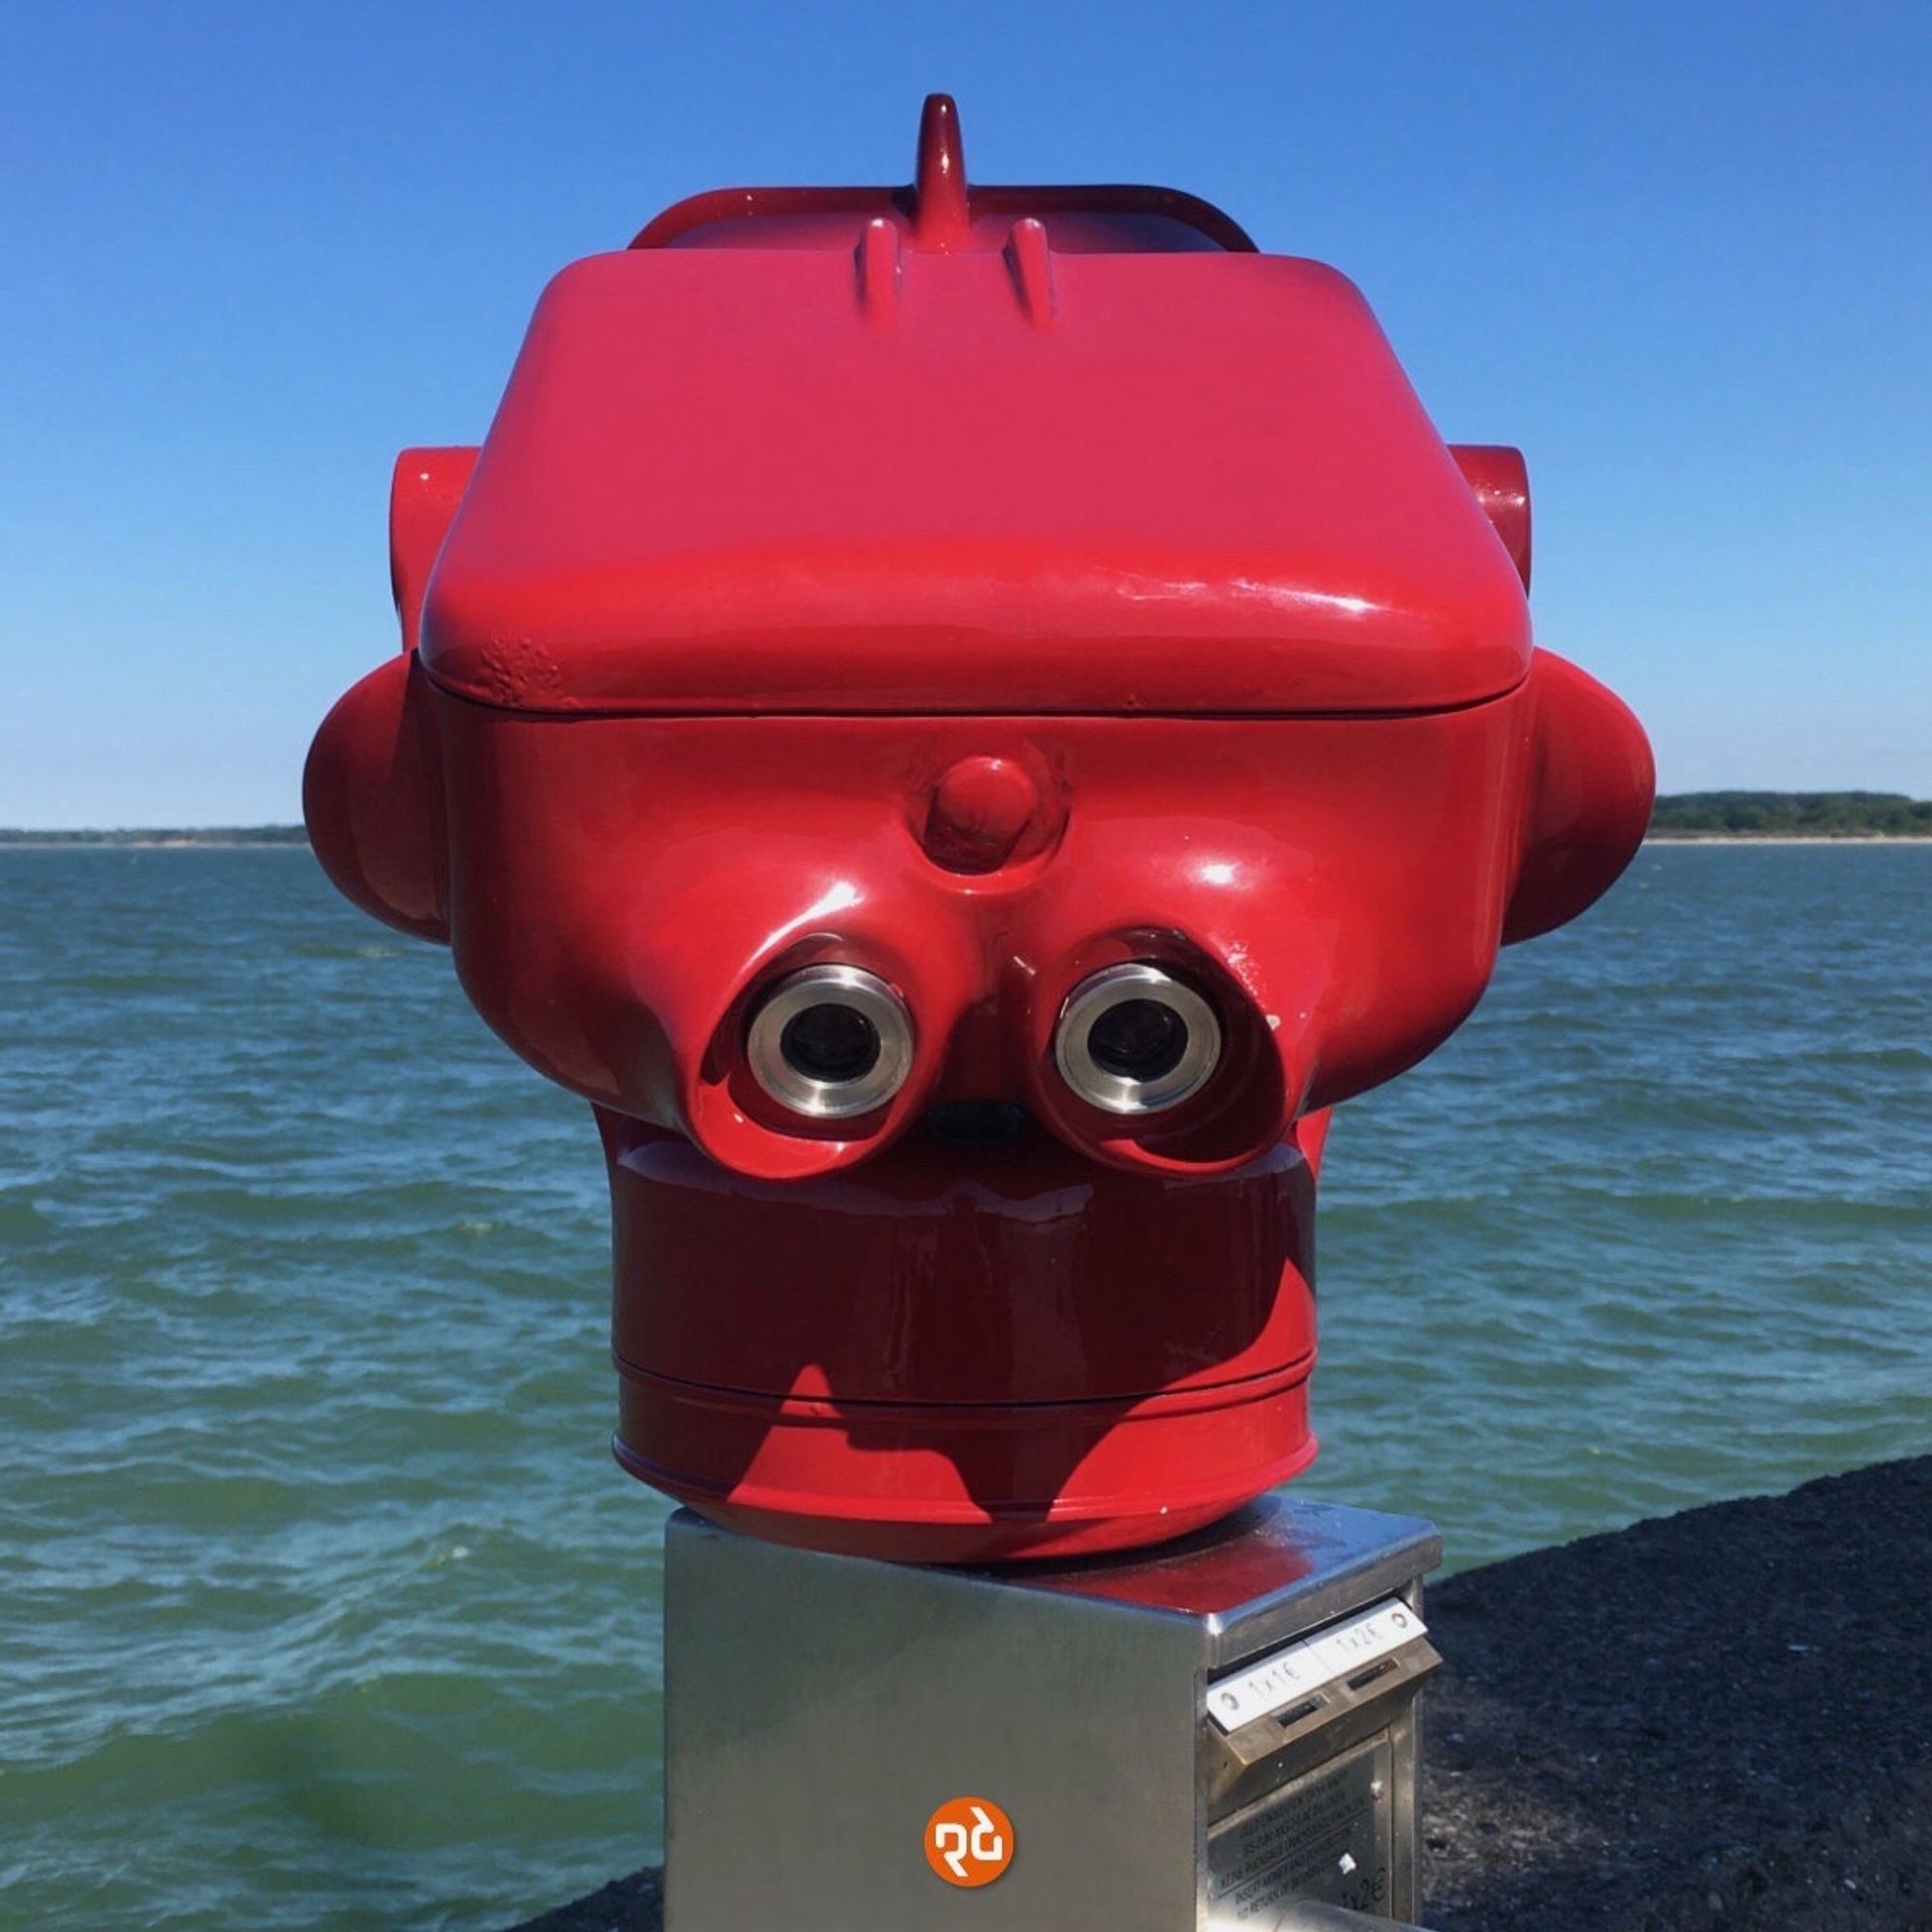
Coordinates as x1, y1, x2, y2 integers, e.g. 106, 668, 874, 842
1054, 962, 1222, 1116
745, 965, 914, 1121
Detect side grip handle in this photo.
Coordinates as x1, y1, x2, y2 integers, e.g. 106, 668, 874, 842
302, 652, 449, 942
1504, 649, 1655, 945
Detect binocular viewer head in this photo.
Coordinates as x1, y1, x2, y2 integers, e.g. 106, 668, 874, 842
310, 652, 1648, 1189
303, 97, 1652, 1561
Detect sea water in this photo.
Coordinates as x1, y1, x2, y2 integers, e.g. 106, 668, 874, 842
1, 844, 1926, 1929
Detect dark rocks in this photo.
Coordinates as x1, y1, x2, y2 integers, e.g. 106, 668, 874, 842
1419, 1457, 1932, 1931
503, 1869, 661, 1932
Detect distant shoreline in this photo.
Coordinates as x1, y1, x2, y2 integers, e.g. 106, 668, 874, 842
1644, 834, 1932, 845
0, 838, 312, 849
8, 788, 1932, 853
4, 833, 1932, 850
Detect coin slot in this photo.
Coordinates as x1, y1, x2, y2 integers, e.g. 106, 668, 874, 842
1274, 1697, 1322, 1730
1347, 1659, 1399, 1692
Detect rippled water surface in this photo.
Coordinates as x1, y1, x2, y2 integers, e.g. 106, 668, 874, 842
2, 845, 1927, 1929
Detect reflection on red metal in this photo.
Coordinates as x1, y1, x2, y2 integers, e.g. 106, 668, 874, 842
305, 97, 1652, 1562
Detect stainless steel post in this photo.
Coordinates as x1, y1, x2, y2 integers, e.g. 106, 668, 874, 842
664, 1496, 1442, 1931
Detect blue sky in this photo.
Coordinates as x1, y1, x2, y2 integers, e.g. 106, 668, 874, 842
3, 0, 1927, 826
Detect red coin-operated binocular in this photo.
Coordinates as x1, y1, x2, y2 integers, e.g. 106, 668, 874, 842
307, 99, 1652, 1565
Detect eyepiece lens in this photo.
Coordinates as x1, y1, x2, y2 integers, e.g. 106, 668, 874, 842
780, 1003, 881, 1084
746, 965, 912, 1120
1053, 962, 1222, 1116
1085, 998, 1188, 1082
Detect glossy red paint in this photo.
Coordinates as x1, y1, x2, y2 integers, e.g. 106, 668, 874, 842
304, 97, 1653, 1562
603, 1113, 1321, 1561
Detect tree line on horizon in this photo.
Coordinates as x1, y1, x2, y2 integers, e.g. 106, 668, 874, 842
2, 792, 1929, 844
0, 825, 309, 845
1647, 791, 1932, 837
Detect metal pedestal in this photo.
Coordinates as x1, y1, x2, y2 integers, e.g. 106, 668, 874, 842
664, 1496, 1441, 1931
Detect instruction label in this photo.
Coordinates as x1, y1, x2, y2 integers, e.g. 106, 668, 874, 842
1208, 1737, 1393, 1918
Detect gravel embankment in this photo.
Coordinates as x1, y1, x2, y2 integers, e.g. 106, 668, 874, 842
507, 1457, 1932, 1932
